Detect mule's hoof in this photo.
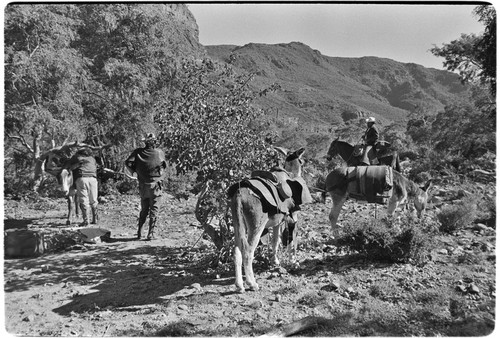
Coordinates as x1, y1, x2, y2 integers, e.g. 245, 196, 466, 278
248, 284, 259, 292
235, 285, 245, 293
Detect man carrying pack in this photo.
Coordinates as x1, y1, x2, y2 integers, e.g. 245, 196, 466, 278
125, 133, 167, 240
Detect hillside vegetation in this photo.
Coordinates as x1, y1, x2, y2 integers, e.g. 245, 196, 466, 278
206, 42, 468, 127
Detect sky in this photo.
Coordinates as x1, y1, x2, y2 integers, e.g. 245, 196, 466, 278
188, 3, 485, 70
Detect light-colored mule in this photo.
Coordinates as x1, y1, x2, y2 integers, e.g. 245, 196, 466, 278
231, 147, 305, 293
57, 168, 80, 225
325, 167, 432, 236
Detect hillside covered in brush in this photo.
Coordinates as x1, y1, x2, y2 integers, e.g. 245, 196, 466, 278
207, 42, 468, 127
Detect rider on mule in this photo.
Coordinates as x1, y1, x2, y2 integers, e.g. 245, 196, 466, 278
361, 117, 379, 165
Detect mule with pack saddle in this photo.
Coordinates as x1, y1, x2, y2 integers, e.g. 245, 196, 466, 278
325, 165, 432, 237
326, 137, 401, 172
227, 147, 312, 293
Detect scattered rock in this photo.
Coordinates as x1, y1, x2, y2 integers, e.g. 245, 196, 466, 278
190, 283, 202, 291
22, 315, 35, 322
248, 300, 263, 309
468, 284, 480, 294
178, 304, 189, 311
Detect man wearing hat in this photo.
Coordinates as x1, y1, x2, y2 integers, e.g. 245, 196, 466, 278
361, 117, 379, 165
125, 133, 167, 240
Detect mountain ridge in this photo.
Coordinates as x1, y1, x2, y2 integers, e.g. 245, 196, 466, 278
205, 41, 468, 129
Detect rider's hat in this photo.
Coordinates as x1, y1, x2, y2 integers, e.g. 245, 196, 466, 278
366, 117, 376, 123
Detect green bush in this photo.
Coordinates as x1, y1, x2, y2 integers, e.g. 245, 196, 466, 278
437, 196, 477, 233
337, 216, 435, 265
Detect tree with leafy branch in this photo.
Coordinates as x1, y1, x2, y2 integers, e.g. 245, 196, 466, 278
430, 5, 496, 98
4, 4, 92, 189
153, 58, 281, 249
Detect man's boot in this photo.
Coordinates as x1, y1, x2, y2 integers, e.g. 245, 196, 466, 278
91, 206, 98, 225
146, 217, 157, 241
79, 203, 89, 227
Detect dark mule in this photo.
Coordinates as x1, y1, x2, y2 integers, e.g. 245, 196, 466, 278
325, 167, 432, 236
229, 147, 311, 293
326, 137, 401, 172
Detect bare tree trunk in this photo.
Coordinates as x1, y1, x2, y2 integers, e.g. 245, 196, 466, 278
195, 181, 223, 249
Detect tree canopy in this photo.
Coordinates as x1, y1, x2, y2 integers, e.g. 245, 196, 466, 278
430, 5, 496, 97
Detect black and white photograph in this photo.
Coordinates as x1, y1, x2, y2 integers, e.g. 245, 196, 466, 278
3, 2, 496, 336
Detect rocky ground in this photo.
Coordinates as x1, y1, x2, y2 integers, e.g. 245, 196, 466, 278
2, 181, 496, 336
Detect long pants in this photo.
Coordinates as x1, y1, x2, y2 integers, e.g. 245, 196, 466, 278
76, 177, 98, 209
361, 145, 376, 165
138, 181, 163, 224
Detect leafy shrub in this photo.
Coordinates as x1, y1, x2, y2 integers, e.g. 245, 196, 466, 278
476, 194, 496, 228
337, 216, 435, 265
116, 179, 138, 195
163, 163, 197, 200
437, 196, 477, 233
298, 291, 329, 308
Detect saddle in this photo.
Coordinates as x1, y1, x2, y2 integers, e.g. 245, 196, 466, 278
353, 141, 391, 163
227, 170, 312, 215
347, 165, 393, 204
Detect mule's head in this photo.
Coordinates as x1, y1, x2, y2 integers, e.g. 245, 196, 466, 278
57, 168, 73, 195
325, 137, 340, 161
283, 147, 305, 178
415, 180, 433, 217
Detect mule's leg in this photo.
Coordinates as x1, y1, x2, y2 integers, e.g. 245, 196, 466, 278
244, 213, 268, 291
286, 212, 299, 262
270, 214, 284, 266
231, 192, 247, 293
66, 195, 72, 225
233, 235, 246, 293
328, 190, 348, 237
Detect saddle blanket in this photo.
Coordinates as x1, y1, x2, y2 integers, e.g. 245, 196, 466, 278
347, 166, 393, 204
227, 172, 312, 214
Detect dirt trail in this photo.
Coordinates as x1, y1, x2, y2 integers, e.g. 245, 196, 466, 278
3, 192, 496, 336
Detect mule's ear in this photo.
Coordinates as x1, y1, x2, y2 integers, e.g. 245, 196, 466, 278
273, 146, 289, 157
295, 147, 305, 158
422, 180, 433, 193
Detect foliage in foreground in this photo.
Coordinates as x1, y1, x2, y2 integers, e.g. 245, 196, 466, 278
154, 58, 281, 249
337, 215, 437, 265
437, 195, 478, 234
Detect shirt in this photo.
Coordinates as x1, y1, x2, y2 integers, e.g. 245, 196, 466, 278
364, 125, 379, 146
67, 155, 97, 179
125, 146, 167, 183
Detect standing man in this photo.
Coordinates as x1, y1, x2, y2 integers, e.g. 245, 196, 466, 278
361, 117, 379, 165
125, 133, 167, 240
67, 147, 99, 226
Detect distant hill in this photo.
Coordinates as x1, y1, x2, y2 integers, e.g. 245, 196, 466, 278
205, 42, 469, 157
